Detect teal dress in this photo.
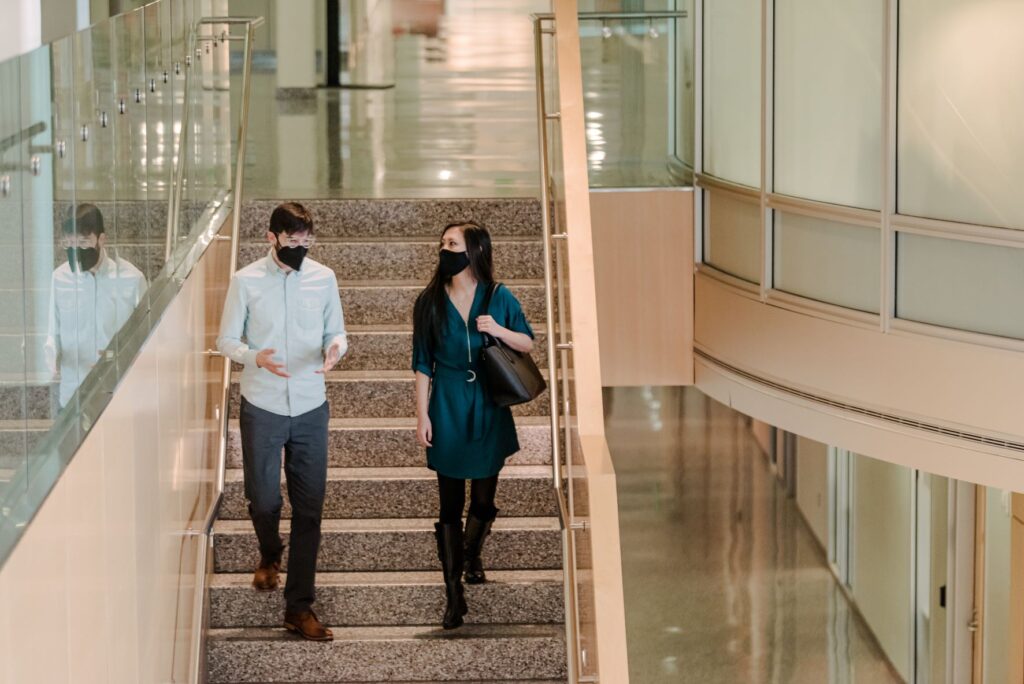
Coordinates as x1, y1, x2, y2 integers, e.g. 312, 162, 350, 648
412, 283, 534, 479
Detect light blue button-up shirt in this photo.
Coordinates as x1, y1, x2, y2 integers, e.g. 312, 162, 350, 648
45, 252, 148, 407
217, 251, 347, 417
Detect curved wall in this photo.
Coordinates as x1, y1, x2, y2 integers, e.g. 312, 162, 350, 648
693, 0, 1024, 483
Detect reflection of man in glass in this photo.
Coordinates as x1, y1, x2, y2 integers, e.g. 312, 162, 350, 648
45, 204, 147, 407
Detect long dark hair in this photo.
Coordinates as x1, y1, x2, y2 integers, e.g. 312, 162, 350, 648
413, 221, 494, 352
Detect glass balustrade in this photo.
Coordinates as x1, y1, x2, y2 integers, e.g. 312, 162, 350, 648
0, 0, 244, 568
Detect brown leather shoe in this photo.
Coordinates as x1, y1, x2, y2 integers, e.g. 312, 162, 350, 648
283, 609, 334, 642
252, 558, 281, 592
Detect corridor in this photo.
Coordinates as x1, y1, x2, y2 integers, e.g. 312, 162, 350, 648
606, 387, 902, 683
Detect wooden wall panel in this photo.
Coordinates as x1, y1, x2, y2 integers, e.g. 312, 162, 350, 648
590, 188, 694, 387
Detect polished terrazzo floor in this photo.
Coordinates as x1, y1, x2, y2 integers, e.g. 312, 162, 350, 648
236, 0, 546, 199
232, 0, 686, 199
605, 387, 902, 684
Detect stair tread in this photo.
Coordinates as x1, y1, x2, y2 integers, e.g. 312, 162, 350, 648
240, 236, 543, 246
340, 278, 543, 288
207, 622, 565, 642
213, 516, 560, 534
226, 415, 551, 430
345, 322, 549, 334
209, 569, 562, 588
222, 464, 552, 479
231, 368, 551, 381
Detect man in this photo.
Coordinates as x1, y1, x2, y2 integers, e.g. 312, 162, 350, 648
46, 204, 147, 408
217, 202, 346, 642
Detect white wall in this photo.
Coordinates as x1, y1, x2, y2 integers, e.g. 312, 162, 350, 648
852, 453, 912, 681
795, 436, 828, 550
0, 0, 42, 62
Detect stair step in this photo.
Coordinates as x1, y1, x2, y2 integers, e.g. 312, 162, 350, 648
206, 623, 567, 683
228, 371, 551, 419
231, 325, 548, 373
238, 238, 544, 282
212, 517, 562, 573
338, 280, 545, 326
240, 198, 543, 240
219, 465, 558, 520
208, 569, 564, 628
0, 383, 55, 421
226, 417, 554, 469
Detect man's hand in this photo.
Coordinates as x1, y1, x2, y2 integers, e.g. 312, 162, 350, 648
255, 348, 290, 378
316, 340, 343, 374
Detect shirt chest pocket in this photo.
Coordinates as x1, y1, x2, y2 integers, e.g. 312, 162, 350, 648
297, 297, 322, 331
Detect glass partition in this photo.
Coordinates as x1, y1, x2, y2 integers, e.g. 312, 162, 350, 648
773, 0, 882, 210
703, 189, 761, 284
898, 0, 1024, 230
577, 10, 691, 187
0, 0, 245, 569
773, 212, 880, 313
896, 233, 1024, 340
702, 0, 760, 188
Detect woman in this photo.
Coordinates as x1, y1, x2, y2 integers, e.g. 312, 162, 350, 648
412, 221, 535, 630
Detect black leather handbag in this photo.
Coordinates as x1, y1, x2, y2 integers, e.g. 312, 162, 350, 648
478, 282, 547, 407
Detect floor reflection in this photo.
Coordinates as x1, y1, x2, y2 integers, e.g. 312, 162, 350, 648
235, 0, 547, 199
605, 386, 901, 684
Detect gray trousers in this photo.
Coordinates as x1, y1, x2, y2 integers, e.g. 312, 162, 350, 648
239, 396, 329, 614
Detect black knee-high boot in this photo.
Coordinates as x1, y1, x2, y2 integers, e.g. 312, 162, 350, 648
463, 506, 498, 584
434, 522, 468, 629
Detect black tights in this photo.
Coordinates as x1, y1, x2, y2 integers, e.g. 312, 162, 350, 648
437, 473, 499, 524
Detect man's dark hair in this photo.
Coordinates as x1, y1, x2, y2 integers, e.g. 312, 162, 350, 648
269, 202, 314, 236
62, 203, 105, 237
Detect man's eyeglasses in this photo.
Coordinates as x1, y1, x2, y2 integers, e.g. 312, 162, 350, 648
278, 235, 316, 249
60, 237, 99, 249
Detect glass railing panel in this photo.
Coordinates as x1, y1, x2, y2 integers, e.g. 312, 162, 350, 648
144, 0, 173, 279
169, 21, 232, 267
19, 43, 64, 492
0, 4, 258, 570
578, 12, 688, 188
0, 53, 28, 510
109, 9, 156, 368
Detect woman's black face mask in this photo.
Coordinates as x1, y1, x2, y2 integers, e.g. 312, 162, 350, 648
439, 249, 470, 278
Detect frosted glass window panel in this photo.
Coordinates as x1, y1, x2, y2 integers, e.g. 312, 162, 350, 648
898, 0, 1024, 229
703, 0, 761, 188
896, 233, 1024, 339
773, 212, 880, 313
774, 0, 883, 209
704, 190, 761, 283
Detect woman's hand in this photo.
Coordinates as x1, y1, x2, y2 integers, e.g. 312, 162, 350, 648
475, 315, 506, 337
477, 316, 534, 353
417, 415, 433, 448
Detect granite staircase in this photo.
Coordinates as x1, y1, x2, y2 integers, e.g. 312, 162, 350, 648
205, 199, 568, 683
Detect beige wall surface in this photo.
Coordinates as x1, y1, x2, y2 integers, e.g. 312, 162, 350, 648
695, 273, 1024, 439
795, 436, 829, 550
695, 274, 1024, 490
852, 454, 912, 681
0, 237, 227, 684
591, 189, 694, 387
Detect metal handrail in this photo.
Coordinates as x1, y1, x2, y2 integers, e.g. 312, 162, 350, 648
185, 16, 263, 684
533, 13, 581, 683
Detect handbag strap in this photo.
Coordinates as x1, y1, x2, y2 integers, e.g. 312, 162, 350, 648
479, 281, 501, 345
